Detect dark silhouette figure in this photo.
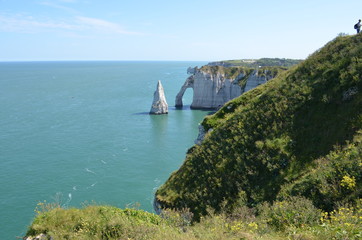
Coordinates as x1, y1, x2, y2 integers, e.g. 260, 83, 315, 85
354, 19, 361, 33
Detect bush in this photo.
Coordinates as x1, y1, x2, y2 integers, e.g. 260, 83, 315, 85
258, 196, 321, 231
319, 199, 362, 240
26, 205, 183, 240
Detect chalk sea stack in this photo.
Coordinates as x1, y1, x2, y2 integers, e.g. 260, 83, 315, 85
150, 80, 168, 114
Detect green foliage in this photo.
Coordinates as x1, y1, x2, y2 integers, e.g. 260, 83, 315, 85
156, 34, 362, 219
278, 131, 362, 211
318, 200, 362, 240
27, 205, 183, 240
258, 196, 321, 231
26, 200, 362, 239
209, 58, 302, 68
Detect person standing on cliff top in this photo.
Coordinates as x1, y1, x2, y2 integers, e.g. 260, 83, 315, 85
354, 19, 361, 33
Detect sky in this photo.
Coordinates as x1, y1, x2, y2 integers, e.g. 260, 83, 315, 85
0, 0, 361, 61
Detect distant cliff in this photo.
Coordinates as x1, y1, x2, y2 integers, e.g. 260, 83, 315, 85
175, 65, 287, 109
208, 58, 302, 68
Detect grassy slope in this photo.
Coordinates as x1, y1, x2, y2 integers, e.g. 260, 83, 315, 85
27, 189, 362, 239
26, 204, 291, 240
26, 206, 183, 240
156, 34, 362, 219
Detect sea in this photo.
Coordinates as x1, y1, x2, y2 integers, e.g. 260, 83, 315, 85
0, 61, 210, 239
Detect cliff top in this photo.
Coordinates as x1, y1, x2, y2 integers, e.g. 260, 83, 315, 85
208, 58, 303, 68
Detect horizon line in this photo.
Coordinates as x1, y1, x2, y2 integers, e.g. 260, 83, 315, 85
0, 57, 305, 63
0, 59, 212, 63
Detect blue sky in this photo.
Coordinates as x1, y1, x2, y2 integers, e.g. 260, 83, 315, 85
0, 0, 360, 61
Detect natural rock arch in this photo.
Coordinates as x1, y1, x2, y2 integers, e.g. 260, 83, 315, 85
175, 75, 194, 108
175, 67, 245, 109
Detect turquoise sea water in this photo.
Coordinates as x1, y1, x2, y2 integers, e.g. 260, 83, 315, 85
0, 61, 209, 239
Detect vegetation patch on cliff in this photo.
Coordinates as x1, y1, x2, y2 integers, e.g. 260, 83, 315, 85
208, 58, 302, 68
26, 204, 180, 240
200, 65, 253, 79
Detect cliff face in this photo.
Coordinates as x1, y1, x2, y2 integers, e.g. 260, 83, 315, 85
175, 66, 278, 109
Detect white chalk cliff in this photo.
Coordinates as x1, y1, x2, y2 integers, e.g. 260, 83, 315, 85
244, 69, 275, 92
175, 66, 276, 109
150, 80, 168, 114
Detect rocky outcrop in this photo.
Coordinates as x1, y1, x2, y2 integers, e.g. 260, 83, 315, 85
175, 66, 276, 109
342, 86, 359, 101
24, 234, 52, 240
194, 124, 213, 145
244, 69, 273, 92
187, 67, 197, 74
150, 80, 168, 115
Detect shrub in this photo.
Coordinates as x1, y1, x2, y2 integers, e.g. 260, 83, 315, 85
258, 196, 321, 231
319, 199, 362, 239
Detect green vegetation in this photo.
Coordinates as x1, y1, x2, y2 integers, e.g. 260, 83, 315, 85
26, 204, 180, 240
279, 131, 362, 212
26, 34, 362, 239
156, 34, 362, 219
208, 58, 302, 68
26, 198, 362, 239
199, 65, 253, 79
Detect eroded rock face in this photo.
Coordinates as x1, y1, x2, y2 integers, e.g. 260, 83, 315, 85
244, 70, 274, 92
175, 67, 276, 109
175, 67, 245, 109
190, 70, 244, 109
150, 80, 168, 115
194, 124, 213, 145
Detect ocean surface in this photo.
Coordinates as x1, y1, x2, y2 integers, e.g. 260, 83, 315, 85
0, 61, 209, 239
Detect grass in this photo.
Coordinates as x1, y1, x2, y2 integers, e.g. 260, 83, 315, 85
209, 58, 303, 68
26, 198, 362, 239
27, 204, 182, 240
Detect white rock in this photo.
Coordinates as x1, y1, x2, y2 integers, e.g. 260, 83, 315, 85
243, 70, 269, 92
150, 80, 168, 114
175, 67, 244, 109
175, 67, 273, 109
25, 233, 51, 240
